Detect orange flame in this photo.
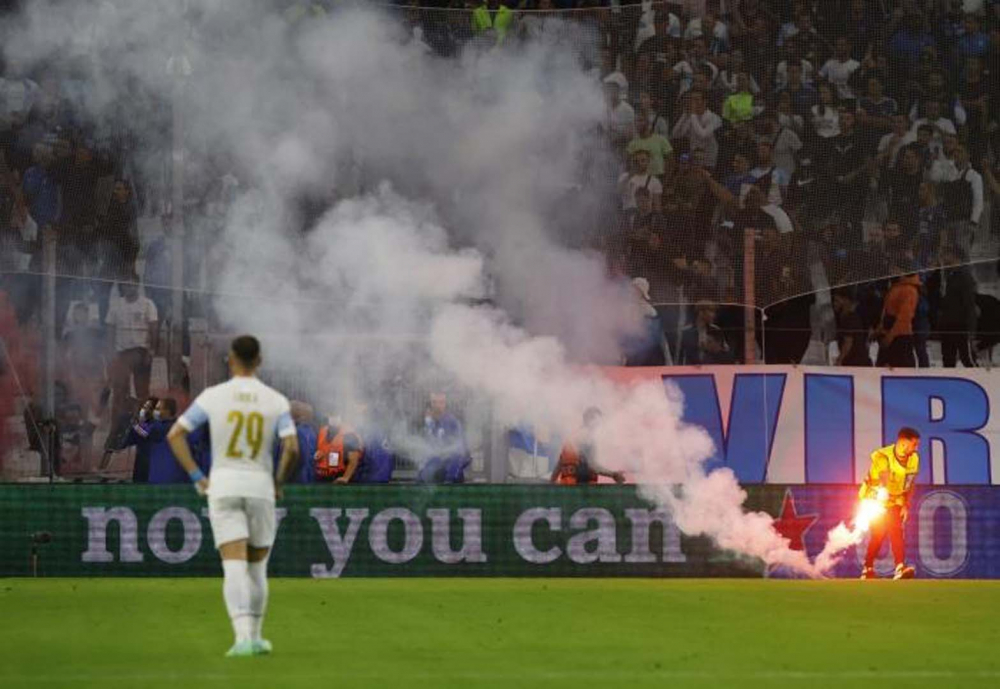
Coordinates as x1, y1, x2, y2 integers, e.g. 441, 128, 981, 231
854, 497, 886, 533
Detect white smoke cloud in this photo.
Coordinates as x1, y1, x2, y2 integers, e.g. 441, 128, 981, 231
813, 523, 862, 575
4, 0, 829, 576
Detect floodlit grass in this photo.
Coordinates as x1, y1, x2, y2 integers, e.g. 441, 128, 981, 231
1, 578, 998, 688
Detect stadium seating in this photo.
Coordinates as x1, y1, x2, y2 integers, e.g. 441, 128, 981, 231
3, 0, 1000, 480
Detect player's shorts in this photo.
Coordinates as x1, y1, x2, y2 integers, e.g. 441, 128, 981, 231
208, 496, 276, 549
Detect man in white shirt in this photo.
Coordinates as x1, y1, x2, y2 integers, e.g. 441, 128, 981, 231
635, 4, 681, 51
105, 279, 158, 425
758, 111, 803, 178
636, 90, 669, 138
684, 11, 730, 53
926, 133, 961, 183
877, 114, 915, 169
618, 149, 663, 211
672, 89, 723, 169
168, 335, 300, 658
908, 73, 966, 127
775, 55, 815, 90
909, 99, 957, 157
777, 11, 816, 48
0, 71, 39, 125
671, 38, 719, 97
819, 37, 861, 100
603, 72, 635, 146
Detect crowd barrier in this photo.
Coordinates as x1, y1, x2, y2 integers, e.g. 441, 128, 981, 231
2, 485, 996, 578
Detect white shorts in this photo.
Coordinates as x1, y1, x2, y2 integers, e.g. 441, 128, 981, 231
208, 496, 276, 549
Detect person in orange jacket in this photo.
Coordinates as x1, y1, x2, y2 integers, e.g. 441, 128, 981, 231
876, 273, 920, 367
314, 413, 364, 484
550, 408, 625, 485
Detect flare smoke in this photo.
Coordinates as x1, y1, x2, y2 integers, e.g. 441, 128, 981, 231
4, 0, 832, 576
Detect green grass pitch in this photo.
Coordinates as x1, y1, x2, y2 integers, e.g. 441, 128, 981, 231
2, 579, 998, 689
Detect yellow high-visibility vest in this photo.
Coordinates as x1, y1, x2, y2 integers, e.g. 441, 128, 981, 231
471, 4, 514, 43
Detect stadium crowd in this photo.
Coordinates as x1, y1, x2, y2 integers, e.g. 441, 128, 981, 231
396, 0, 1000, 369
502, 0, 1000, 369
4, 0, 1000, 479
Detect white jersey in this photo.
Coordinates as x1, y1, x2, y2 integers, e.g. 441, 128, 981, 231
177, 376, 295, 500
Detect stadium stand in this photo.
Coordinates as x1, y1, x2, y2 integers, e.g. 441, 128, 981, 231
4, 0, 1000, 481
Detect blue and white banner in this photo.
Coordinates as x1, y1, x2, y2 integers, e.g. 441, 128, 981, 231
524, 366, 1000, 486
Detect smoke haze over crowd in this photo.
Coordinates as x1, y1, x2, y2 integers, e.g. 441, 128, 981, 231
2, 0, 846, 575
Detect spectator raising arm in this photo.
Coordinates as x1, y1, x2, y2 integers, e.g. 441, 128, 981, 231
696, 166, 738, 210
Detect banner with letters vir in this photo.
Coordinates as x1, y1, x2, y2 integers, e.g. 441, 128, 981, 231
592, 366, 1000, 486
1, 485, 997, 578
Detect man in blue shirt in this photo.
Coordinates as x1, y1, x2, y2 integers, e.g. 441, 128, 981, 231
354, 404, 395, 483
189, 424, 212, 475
955, 13, 990, 67
779, 63, 818, 117
416, 392, 470, 484
888, 11, 936, 75
122, 397, 186, 483
123, 397, 156, 482
22, 143, 60, 230
272, 401, 316, 483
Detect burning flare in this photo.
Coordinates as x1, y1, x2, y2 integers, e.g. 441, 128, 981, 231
811, 486, 888, 575
853, 495, 886, 534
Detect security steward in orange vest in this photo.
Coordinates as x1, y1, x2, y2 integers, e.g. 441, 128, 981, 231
550, 408, 626, 485
314, 414, 364, 484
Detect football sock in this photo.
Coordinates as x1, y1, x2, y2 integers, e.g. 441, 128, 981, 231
222, 559, 253, 643
247, 557, 269, 642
